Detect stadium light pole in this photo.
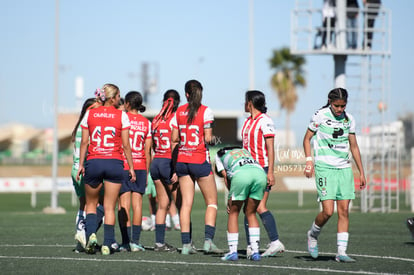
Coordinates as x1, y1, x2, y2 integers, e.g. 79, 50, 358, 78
248, 0, 255, 89
44, 0, 65, 214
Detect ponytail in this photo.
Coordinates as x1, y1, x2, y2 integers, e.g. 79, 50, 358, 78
185, 80, 203, 124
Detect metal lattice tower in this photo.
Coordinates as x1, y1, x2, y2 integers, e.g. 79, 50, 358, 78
290, 0, 398, 213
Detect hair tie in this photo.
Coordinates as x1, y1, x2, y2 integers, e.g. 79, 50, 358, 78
94, 88, 106, 101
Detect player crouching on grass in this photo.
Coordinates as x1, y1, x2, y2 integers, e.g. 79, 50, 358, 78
215, 146, 268, 261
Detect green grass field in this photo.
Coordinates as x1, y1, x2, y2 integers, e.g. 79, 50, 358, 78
0, 191, 413, 274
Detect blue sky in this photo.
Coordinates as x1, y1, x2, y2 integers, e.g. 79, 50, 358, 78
1, 0, 413, 146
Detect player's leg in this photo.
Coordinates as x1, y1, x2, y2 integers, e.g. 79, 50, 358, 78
245, 198, 261, 261
335, 199, 355, 262
154, 179, 177, 251
72, 170, 86, 251
197, 172, 223, 254
130, 191, 145, 251
118, 170, 132, 247
221, 200, 243, 261
255, 166, 284, 257
84, 182, 101, 254
335, 167, 356, 262
101, 180, 122, 254
178, 174, 196, 254
129, 169, 147, 252
167, 194, 180, 230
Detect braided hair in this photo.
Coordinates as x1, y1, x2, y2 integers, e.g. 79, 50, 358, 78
322, 87, 349, 120
152, 89, 180, 132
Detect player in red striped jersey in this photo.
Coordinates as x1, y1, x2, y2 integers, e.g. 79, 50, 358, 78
171, 80, 223, 255
150, 89, 181, 252
241, 90, 285, 257
77, 83, 136, 256
118, 91, 152, 252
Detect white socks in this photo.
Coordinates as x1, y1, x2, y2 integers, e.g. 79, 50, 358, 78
172, 214, 180, 227
227, 232, 238, 253
310, 222, 321, 238
249, 227, 260, 253
165, 214, 171, 227
337, 232, 349, 256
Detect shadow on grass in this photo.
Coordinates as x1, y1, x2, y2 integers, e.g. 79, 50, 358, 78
294, 255, 334, 262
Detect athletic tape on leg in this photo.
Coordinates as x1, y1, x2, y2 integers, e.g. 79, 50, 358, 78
207, 204, 218, 210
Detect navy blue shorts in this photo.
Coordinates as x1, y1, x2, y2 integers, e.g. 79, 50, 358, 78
120, 169, 147, 195
84, 159, 124, 188
150, 158, 173, 185
176, 161, 212, 178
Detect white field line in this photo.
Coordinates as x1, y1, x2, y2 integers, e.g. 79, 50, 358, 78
0, 255, 403, 275
0, 244, 412, 263
0, 244, 412, 275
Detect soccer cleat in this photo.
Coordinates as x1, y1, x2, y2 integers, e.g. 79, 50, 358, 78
130, 242, 145, 252
110, 242, 120, 252
221, 252, 238, 261
335, 254, 356, 263
174, 224, 181, 231
307, 230, 318, 259
119, 243, 131, 252
73, 242, 85, 253
246, 245, 253, 258
203, 239, 224, 254
85, 233, 98, 254
407, 218, 414, 239
101, 245, 110, 256
250, 252, 261, 261
261, 240, 285, 257
181, 243, 197, 255
74, 230, 86, 249
154, 243, 177, 252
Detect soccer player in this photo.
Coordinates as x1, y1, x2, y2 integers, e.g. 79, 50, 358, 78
150, 89, 181, 252
71, 97, 98, 252
171, 79, 223, 255
118, 91, 152, 252
241, 90, 285, 257
77, 83, 136, 256
303, 87, 366, 263
215, 146, 267, 261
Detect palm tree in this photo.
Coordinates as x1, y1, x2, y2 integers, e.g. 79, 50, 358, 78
269, 47, 306, 148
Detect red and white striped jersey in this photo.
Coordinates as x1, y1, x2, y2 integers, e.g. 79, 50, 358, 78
241, 112, 275, 167
152, 115, 174, 159
123, 113, 152, 170
171, 103, 214, 164
80, 105, 130, 161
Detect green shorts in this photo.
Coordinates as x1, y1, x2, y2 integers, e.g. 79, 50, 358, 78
228, 167, 267, 201
71, 166, 85, 198
145, 174, 156, 197
314, 166, 355, 201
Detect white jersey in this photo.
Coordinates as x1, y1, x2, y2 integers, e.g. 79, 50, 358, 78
308, 106, 356, 169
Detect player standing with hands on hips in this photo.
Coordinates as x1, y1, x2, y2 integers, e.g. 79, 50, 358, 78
77, 84, 136, 255
303, 88, 366, 263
